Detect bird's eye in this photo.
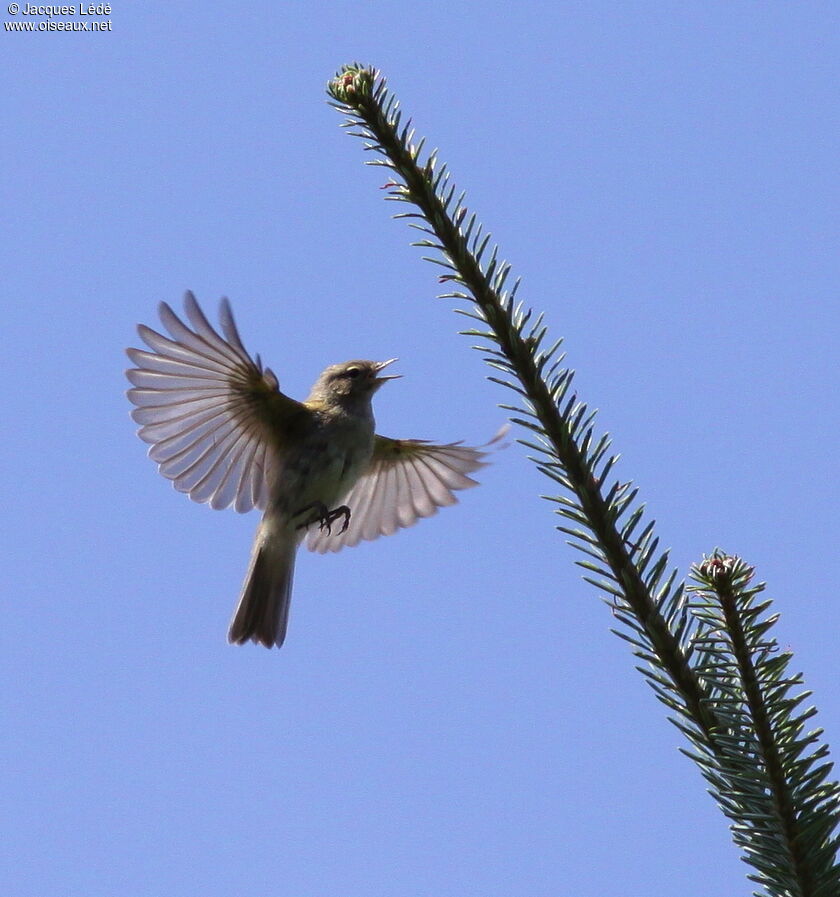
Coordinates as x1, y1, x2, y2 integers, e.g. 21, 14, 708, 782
345, 367, 361, 379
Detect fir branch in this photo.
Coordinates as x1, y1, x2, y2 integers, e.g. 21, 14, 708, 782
688, 554, 840, 897
326, 63, 840, 896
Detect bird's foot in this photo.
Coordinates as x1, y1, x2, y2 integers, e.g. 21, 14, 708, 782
294, 501, 351, 535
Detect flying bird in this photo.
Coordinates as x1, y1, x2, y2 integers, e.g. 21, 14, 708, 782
126, 292, 499, 648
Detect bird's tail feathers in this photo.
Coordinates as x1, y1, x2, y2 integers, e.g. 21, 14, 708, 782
228, 521, 296, 648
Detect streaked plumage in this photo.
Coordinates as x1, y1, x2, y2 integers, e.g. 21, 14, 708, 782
126, 292, 499, 648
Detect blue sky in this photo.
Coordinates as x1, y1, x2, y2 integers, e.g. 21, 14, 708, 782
3, 3, 838, 895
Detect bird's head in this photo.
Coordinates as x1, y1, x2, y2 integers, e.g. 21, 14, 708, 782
307, 358, 400, 409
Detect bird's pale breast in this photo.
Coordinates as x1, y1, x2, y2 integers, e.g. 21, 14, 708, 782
267, 409, 375, 519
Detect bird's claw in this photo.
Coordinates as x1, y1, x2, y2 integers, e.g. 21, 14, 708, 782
294, 501, 351, 535
321, 504, 351, 535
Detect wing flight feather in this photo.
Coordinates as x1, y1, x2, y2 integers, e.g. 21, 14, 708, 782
126, 291, 305, 512
306, 430, 505, 553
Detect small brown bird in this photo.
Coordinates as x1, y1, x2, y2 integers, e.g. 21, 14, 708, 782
126, 292, 498, 648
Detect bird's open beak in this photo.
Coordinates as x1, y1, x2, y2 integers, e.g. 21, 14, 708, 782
374, 358, 401, 382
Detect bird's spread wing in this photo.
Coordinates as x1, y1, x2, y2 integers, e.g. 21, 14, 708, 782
306, 430, 506, 553
126, 291, 306, 512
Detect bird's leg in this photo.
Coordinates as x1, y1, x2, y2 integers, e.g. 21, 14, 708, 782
293, 500, 327, 530
294, 501, 351, 535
